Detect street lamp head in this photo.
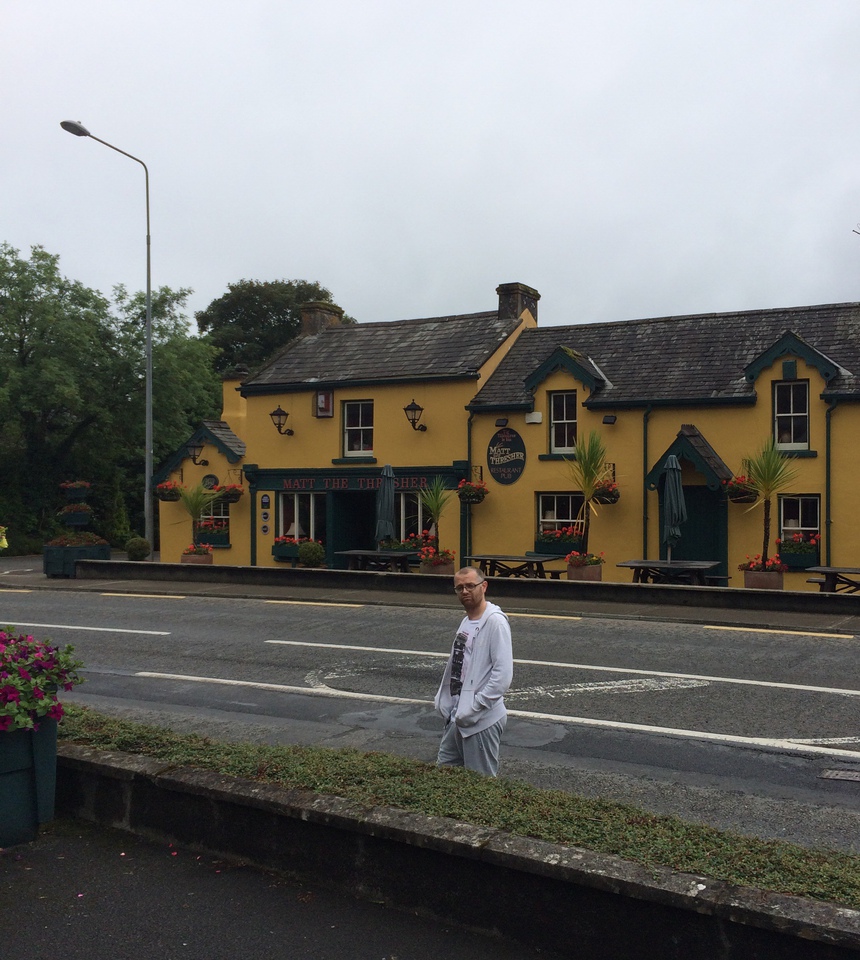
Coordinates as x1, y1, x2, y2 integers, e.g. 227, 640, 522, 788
60, 120, 91, 137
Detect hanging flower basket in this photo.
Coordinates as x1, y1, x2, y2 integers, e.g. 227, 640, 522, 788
591, 480, 620, 504
456, 479, 488, 504
724, 476, 758, 504
214, 484, 244, 503
156, 481, 183, 502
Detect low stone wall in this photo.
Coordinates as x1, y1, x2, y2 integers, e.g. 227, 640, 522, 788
74, 559, 860, 615
57, 745, 860, 959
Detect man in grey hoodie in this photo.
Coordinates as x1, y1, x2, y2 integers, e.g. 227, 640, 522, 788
434, 566, 513, 776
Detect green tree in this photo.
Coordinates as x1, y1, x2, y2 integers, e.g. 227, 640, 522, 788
0, 243, 221, 546
195, 278, 354, 374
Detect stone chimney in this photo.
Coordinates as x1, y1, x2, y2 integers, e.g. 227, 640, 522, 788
300, 301, 345, 336
496, 282, 540, 324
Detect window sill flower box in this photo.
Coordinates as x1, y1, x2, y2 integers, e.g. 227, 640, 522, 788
197, 531, 230, 547
534, 540, 583, 556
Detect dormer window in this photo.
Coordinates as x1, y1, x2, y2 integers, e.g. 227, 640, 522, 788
773, 381, 808, 451
550, 391, 577, 454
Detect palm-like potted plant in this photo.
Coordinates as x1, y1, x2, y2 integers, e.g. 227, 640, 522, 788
738, 438, 799, 589
564, 431, 615, 555
177, 484, 224, 558
419, 476, 454, 567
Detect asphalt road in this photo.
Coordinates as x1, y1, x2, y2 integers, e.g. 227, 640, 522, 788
2, 577, 859, 854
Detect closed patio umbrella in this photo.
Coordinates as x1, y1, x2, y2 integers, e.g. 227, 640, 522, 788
374, 464, 397, 545
662, 455, 687, 562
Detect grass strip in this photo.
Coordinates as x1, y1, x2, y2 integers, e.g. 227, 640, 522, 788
59, 705, 860, 910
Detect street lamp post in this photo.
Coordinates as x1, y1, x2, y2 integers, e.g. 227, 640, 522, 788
60, 121, 154, 548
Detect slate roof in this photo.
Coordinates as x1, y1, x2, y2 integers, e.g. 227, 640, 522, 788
470, 301, 860, 410
241, 312, 521, 393
200, 420, 246, 461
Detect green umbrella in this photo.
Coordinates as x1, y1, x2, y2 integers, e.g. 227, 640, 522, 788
374, 464, 397, 545
662, 455, 687, 562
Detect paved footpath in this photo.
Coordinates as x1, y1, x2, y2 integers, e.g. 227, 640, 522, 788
1, 818, 562, 960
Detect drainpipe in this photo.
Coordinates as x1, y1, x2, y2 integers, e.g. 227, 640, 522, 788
642, 406, 652, 557
463, 412, 475, 560
825, 399, 838, 565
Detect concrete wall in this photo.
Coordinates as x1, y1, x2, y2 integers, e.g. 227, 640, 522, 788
57, 745, 860, 959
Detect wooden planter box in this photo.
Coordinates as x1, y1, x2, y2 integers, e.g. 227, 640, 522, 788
567, 565, 603, 581
43, 544, 110, 578
743, 570, 784, 590
420, 562, 455, 576
180, 553, 213, 564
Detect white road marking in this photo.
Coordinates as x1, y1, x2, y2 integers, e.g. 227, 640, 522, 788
702, 624, 854, 640
266, 600, 364, 608
787, 736, 860, 745
101, 593, 187, 600
266, 639, 860, 697
131, 670, 860, 759
3, 621, 170, 635
506, 677, 710, 698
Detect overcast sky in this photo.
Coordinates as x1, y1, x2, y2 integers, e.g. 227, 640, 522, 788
5, 1, 860, 330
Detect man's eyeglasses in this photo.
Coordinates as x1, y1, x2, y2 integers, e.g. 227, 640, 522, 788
454, 581, 484, 594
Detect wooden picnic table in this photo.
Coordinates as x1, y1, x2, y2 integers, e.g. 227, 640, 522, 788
616, 559, 721, 586
805, 566, 860, 593
335, 549, 419, 573
465, 554, 565, 579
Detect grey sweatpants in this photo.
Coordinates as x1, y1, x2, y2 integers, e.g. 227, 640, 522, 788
436, 715, 507, 777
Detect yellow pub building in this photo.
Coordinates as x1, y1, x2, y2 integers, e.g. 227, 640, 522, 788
155, 282, 860, 588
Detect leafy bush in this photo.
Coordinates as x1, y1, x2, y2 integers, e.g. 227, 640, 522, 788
297, 540, 326, 567
125, 537, 151, 561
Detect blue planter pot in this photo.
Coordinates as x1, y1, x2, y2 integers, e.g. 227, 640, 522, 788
43, 544, 111, 578
0, 719, 58, 847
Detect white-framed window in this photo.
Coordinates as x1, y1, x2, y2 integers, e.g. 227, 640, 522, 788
398, 492, 432, 540
280, 492, 327, 542
549, 391, 577, 453
343, 400, 374, 456
537, 492, 585, 534
774, 381, 809, 450
779, 495, 819, 539
199, 500, 231, 541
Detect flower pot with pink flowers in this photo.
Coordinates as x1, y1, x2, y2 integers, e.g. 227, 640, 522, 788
564, 550, 605, 581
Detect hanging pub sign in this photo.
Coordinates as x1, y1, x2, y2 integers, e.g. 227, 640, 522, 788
487, 427, 526, 485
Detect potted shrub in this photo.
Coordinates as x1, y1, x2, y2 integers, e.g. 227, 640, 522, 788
59, 480, 91, 503
565, 550, 605, 581
775, 532, 820, 571
738, 554, 787, 590
125, 537, 151, 561
418, 545, 456, 576
456, 479, 489, 504
0, 630, 84, 847
43, 531, 110, 577
297, 540, 326, 568
156, 480, 183, 502
181, 542, 213, 564
58, 502, 93, 527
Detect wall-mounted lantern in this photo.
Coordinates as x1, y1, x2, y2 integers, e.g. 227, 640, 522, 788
270, 406, 295, 436
403, 399, 427, 432
186, 440, 209, 466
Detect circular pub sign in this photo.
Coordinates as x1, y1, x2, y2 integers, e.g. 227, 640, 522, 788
487, 428, 526, 485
